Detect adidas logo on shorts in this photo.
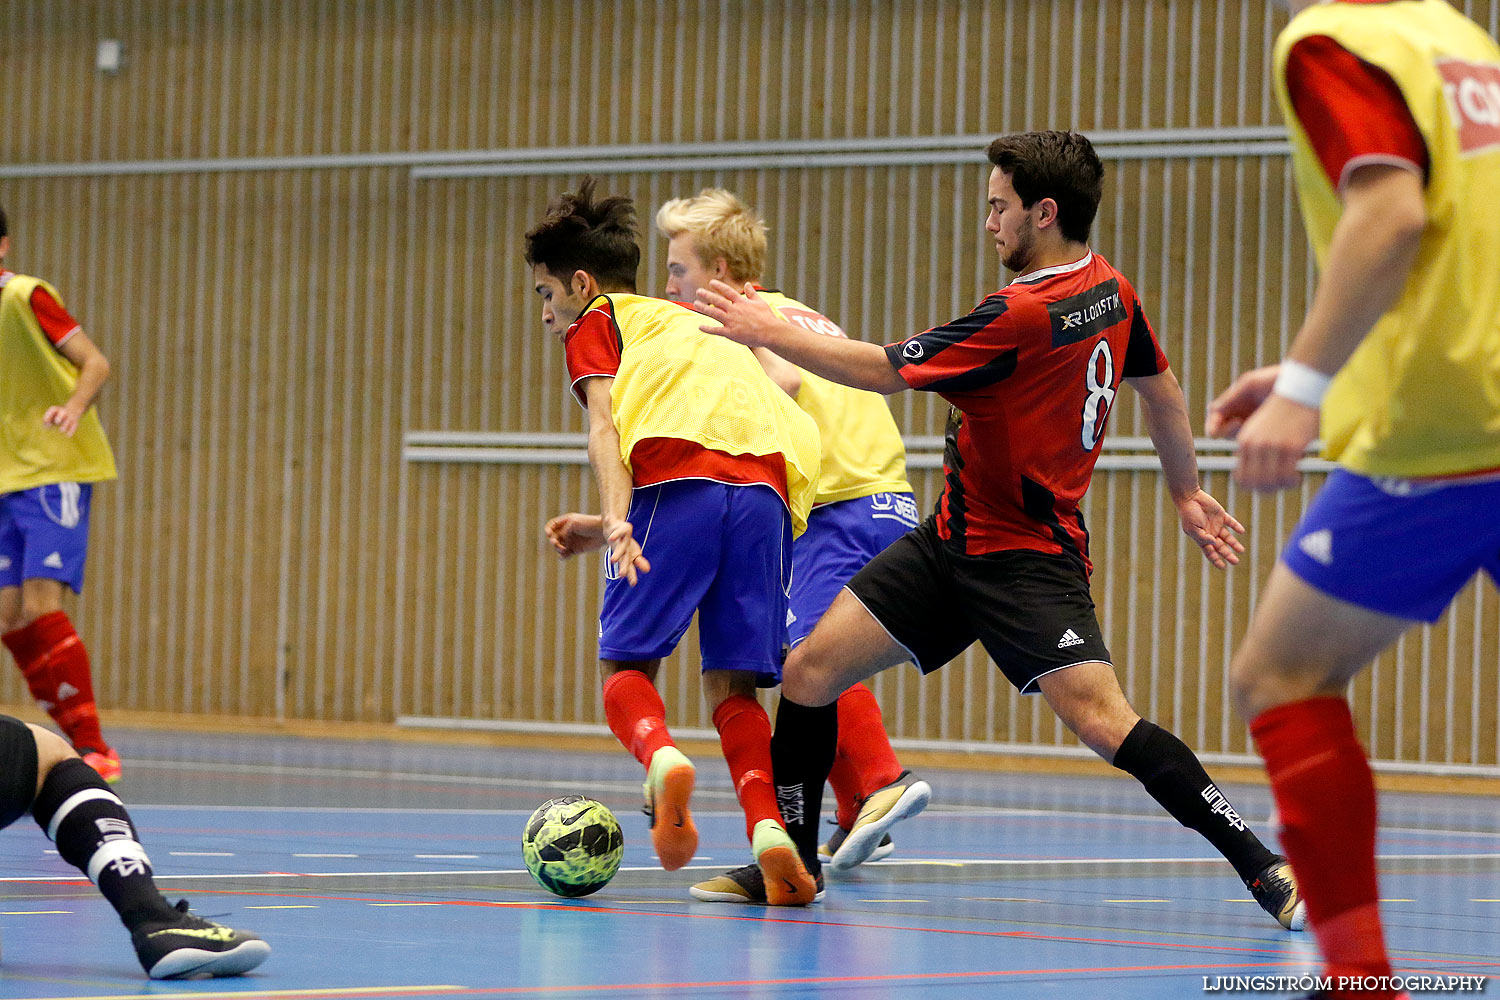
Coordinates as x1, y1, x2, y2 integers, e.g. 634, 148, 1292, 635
1057, 629, 1085, 649
1298, 529, 1334, 567
43, 552, 64, 569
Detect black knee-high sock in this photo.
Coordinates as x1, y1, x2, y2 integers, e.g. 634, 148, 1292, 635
32, 758, 177, 930
771, 695, 838, 871
1112, 720, 1277, 882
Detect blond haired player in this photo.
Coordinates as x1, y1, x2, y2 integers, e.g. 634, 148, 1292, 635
1210, 3, 1500, 997
0, 203, 121, 783
654, 189, 930, 897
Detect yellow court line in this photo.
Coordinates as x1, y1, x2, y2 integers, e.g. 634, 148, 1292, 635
1, 909, 72, 914
21, 986, 466, 1000
1105, 899, 1172, 903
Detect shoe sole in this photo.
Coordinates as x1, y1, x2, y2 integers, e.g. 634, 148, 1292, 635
649, 764, 697, 872
829, 780, 930, 873
1285, 900, 1308, 932
688, 883, 746, 903
818, 838, 894, 866
756, 846, 817, 906
147, 940, 271, 979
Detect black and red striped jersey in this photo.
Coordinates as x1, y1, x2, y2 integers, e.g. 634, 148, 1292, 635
885, 251, 1168, 571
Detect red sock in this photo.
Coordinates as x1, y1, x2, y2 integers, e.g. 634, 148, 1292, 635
712, 695, 782, 842
1252, 697, 1394, 996
835, 683, 902, 797
2, 611, 109, 753
602, 669, 673, 768
828, 752, 862, 830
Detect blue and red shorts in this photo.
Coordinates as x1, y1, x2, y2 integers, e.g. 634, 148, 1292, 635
788, 491, 919, 647
1282, 469, 1500, 623
598, 479, 792, 684
0, 482, 95, 594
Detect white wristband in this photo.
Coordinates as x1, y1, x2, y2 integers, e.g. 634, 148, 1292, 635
1272, 360, 1332, 409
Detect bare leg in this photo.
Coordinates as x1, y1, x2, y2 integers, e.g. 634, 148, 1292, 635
781, 590, 912, 707
1035, 660, 1140, 759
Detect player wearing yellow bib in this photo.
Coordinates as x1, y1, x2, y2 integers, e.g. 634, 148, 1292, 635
1208, 3, 1500, 998
0, 204, 121, 783
529, 180, 821, 906
652, 189, 930, 901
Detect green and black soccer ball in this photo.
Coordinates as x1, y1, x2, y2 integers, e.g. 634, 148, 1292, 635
521, 795, 624, 897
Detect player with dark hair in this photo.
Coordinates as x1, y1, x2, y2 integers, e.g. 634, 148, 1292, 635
654, 188, 929, 895
0, 711, 268, 976
1210, 3, 1500, 997
0, 203, 122, 782
528, 179, 823, 905
697, 131, 1303, 928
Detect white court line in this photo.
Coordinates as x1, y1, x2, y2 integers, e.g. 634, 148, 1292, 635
121, 759, 736, 800
133, 804, 546, 815
866, 853, 1500, 867
928, 805, 1500, 840
123, 800, 1500, 842
170, 851, 235, 857
414, 854, 480, 859
294, 853, 360, 858
16, 988, 465, 1000
4, 853, 1497, 884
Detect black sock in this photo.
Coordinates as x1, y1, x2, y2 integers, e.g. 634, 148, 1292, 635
31, 758, 177, 930
771, 695, 838, 871
1112, 720, 1277, 882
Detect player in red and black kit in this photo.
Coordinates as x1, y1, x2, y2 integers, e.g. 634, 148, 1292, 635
697, 131, 1304, 927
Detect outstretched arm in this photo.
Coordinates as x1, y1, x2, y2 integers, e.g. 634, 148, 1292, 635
696, 281, 907, 395
1129, 368, 1246, 569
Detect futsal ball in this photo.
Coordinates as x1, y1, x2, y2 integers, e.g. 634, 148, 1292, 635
521, 795, 624, 897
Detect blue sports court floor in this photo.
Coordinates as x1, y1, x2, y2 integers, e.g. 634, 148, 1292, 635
0, 728, 1494, 998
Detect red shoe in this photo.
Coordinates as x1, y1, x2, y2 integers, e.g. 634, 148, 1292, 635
79, 747, 122, 784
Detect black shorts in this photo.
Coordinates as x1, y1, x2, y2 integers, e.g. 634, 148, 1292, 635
0, 714, 38, 829
845, 516, 1112, 693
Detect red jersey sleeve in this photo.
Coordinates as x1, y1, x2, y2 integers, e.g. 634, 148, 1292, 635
884, 296, 1020, 394
28, 286, 83, 347
564, 308, 622, 407
1285, 34, 1429, 191
1121, 300, 1169, 378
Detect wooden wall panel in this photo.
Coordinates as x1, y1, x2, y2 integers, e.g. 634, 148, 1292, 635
2, 1, 1497, 769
